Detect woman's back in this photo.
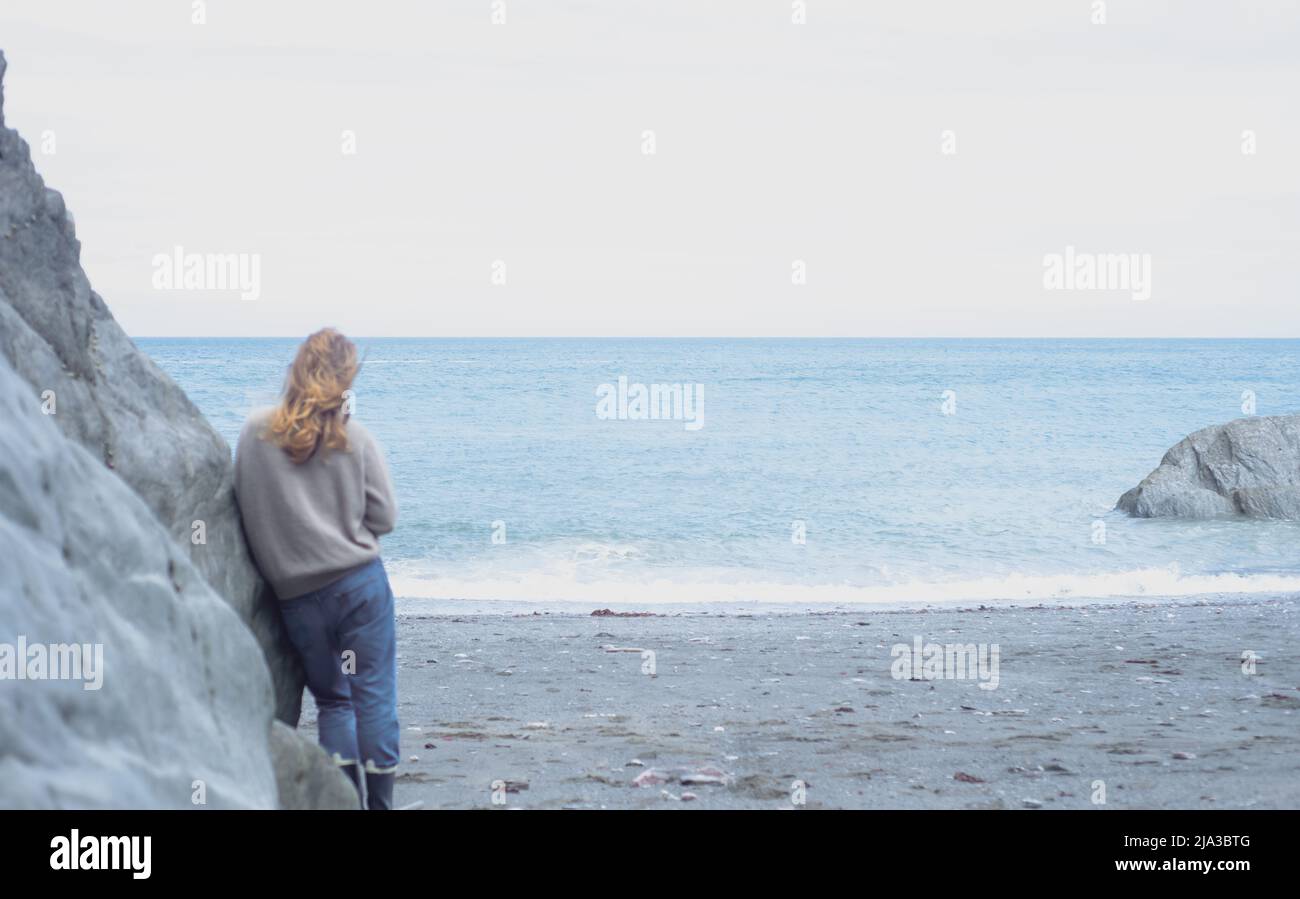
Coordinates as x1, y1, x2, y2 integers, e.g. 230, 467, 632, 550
233, 327, 401, 810
235, 407, 396, 600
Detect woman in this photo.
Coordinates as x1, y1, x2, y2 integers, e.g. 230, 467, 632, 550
234, 328, 399, 810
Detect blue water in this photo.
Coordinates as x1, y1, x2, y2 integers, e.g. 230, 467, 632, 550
140, 338, 1300, 605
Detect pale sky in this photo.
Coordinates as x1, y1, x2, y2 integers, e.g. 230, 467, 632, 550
1, 0, 1296, 337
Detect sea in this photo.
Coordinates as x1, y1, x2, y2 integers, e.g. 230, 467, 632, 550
139, 338, 1300, 610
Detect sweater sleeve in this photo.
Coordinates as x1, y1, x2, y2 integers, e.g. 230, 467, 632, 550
361, 429, 398, 537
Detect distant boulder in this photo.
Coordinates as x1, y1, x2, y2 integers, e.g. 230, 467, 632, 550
1117, 415, 1300, 519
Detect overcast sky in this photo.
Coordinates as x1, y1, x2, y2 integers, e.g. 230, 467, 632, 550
1, 0, 1296, 337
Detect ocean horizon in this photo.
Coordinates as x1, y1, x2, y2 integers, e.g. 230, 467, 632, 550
140, 337, 1300, 609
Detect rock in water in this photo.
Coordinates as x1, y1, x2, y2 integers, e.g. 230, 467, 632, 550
269, 722, 361, 810
0, 353, 278, 808
1117, 415, 1300, 519
0, 50, 303, 723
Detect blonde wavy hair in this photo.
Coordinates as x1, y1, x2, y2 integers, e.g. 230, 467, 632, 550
265, 328, 359, 464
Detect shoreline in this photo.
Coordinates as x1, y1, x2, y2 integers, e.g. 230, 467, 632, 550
299, 592, 1300, 809
393, 590, 1300, 618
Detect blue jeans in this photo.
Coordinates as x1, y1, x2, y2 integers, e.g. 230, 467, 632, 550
280, 558, 400, 774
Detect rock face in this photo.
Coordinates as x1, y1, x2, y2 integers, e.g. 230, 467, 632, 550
0, 51, 357, 809
1117, 415, 1300, 519
0, 50, 302, 724
0, 352, 279, 808
269, 722, 361, 810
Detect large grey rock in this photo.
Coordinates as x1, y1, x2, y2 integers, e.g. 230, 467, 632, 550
269, 722, 360, 810
1117, 415, 1300, 519
0, 50, 302, 723
0, 352, 278, 808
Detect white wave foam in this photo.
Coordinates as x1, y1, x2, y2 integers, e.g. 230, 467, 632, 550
387, 565, 1300, 607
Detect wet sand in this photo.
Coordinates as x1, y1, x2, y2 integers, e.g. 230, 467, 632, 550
300, 595, 1300, 809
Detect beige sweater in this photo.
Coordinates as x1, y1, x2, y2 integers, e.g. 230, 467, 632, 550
234, 408, 397, 599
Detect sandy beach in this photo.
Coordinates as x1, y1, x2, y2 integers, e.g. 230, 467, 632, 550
296, 594, 1300, 809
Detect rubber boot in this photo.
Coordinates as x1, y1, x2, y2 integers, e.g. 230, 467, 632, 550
339, 762, 363, 809
365, 771, 394, 811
